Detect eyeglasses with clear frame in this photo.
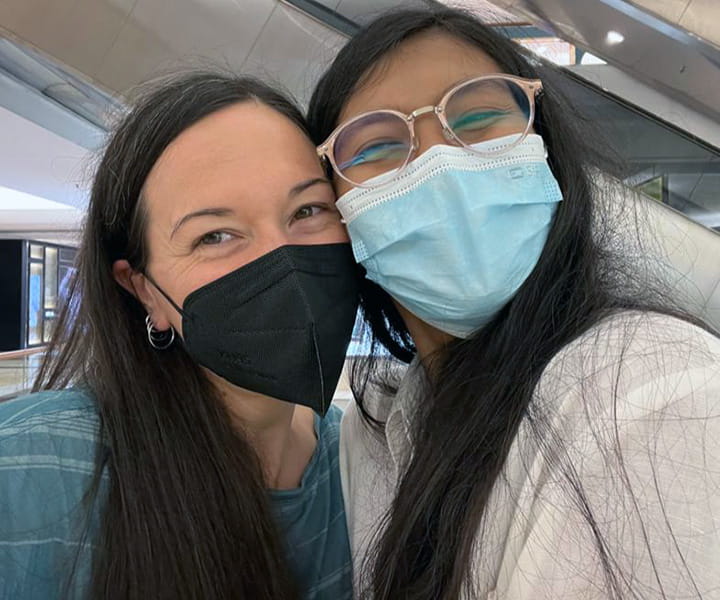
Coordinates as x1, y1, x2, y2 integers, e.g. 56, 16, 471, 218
316, 74, 543, 188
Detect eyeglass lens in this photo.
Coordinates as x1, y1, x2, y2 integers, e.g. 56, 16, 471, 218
332, 77, 532, 186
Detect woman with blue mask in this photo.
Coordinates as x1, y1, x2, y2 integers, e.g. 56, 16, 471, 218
307, 7, 720, 600
0, 72, 356, 600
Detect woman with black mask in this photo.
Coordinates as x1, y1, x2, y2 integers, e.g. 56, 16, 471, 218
0, 72, 356, 600
308, 7, 720, 600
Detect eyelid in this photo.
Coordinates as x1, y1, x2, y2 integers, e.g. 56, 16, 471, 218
193, 230, 236, 248
452, 109, 507, 123
340, 140, 408, 169
291, 203, 339, 225
294, 204, 324, 217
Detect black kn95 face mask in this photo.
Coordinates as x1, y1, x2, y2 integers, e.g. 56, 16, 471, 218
149, 243, 359, 416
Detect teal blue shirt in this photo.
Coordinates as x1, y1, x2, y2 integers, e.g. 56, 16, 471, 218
0, 390, 352, 599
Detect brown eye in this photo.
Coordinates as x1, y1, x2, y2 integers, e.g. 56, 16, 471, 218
294, 205, 324, 220
198, 231, 233, 246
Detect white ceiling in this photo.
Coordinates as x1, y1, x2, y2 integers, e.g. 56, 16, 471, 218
0, 186, 82, 243
0, 104, 91, 210
0, 104, 88, 243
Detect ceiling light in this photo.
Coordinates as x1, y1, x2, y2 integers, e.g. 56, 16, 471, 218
605, 30, 625, 45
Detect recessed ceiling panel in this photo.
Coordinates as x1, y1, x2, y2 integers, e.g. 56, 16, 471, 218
0, 0, 135, 85
91, 0, 276, 94
243, 3, 347, 106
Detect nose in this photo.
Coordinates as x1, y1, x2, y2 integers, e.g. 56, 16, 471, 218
412, 108, 455, 157
252, 227, 290, 261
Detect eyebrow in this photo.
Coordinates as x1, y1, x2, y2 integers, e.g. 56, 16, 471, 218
289, 177, 331, 198
170, 207, 234, 239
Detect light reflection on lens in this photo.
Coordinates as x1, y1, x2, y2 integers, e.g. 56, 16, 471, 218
444, 78, 530, 150
333, 111, 413, 186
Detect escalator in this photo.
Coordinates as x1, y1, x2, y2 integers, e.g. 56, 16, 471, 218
553, 68, 720, 231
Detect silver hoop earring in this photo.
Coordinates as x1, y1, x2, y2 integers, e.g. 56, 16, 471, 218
145, 315, 175, 350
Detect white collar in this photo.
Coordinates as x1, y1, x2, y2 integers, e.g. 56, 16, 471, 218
383, 356, 427, 470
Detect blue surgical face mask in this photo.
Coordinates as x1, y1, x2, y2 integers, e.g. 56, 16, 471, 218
335, 134, 563, 338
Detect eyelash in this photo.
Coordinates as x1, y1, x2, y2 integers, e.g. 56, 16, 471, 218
294, 204, 329, 220
195, 231, 234, 248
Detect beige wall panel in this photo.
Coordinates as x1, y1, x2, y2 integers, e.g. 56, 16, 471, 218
335, 0, 408, 21
95, 0, 275, 94
679, 0, 720, 47
0, 0, 134, 81
629, 0, 691, 23
242, 4, 346, 106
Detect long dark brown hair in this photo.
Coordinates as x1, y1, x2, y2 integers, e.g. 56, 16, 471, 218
308, 7, 713, 600
34, 72, 306, 599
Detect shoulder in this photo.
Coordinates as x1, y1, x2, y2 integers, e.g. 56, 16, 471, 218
554, 309, 718, 364
0, 386, 100, 490
533, 310, 720, 476
0, 387, 96, 423
0, 390, 100, 596
0, 387, 99, 439
318, 403, 343, 444
547, 310, 719, 371
0, 388, 101, 526
537, 310, 720, 419
504, 313, 720, 597
0, 388, 99, 450
530, 309, 720, 527
0, 386, 101, 491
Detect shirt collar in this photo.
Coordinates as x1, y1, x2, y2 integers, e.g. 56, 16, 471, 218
385, 356, 426, 469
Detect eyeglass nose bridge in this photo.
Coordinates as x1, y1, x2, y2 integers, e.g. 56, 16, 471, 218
408, 105, 437, 120
408, 105, 455, 145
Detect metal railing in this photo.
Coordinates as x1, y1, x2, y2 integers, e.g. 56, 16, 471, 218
0, 347, 46, 401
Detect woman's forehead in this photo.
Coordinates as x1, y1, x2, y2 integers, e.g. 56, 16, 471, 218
339, 31, 503, 122
141, 102, 320, 228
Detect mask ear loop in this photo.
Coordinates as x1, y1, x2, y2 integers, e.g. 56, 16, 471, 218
143, 272, 187, 319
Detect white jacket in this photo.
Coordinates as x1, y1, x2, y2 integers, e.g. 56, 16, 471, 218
339, 312, 720, 599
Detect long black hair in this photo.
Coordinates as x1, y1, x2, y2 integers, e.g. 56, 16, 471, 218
308, 7, 710, 599
34, 72, 306, 599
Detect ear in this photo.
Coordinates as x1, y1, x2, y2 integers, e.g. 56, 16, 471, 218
113, 259, 137, 296
112, 259, 170, 329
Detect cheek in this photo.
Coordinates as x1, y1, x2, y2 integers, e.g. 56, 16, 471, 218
309, 219, 350, 244
335, 224, 350, 243
333, 176, 354, 199
168, 263, 225, 308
